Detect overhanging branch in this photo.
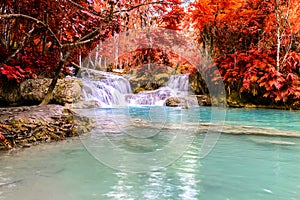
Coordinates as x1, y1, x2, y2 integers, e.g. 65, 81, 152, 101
113, 1, 175, 14
0, 14, 62, 48
1, 25, 35, 65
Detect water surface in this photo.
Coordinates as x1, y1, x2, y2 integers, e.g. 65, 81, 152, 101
0, 107, 300, 200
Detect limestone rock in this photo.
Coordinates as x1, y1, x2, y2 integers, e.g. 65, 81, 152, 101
0, 82, 22, 106
129, 73, 170, 93
53, 78, 82, 104
0, 105, 92, 150
195, 95, 211, 106
165, 95, 210, 107
165, 97, 182, 107
77, 68, 106, 80
20, 78, 82, 105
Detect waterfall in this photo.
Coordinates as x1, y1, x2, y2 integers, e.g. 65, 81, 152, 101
81, 71, 132, 107
167, 74, 189, 92
127, 74, 191, 106
126, 88, 175, 106
81, 70, 194, 107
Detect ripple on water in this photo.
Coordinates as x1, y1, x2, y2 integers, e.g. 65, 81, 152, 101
0, 107, 300, 200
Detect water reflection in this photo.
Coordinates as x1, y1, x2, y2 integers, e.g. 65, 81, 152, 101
175, 151, 201, 200
1, 107, 300, 200
103, 144, 203, 200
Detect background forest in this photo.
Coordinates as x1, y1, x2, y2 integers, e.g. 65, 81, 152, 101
0, 0, 300, 107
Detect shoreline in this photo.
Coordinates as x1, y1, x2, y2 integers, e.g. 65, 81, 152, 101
1, 104, 299, 151
0, 104, 92, 151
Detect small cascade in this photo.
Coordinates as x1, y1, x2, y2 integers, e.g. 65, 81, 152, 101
80, 70, 196, 107
126, 88, 176, 106
82, 81, 126, 107
126, 74, 190, 106
81, 71, 132, 107
101, 74, 132, 94
167, 74, 189, 92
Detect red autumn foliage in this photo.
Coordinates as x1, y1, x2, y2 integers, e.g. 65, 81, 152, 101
187, 0, 300, 105
1, 0, 300, 106
216, 49, 300, 103
0, 0, 181, 84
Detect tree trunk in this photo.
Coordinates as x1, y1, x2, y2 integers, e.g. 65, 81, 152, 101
40, 51, 71, 105
276, 24, 281, 71
275, 0, 282, 71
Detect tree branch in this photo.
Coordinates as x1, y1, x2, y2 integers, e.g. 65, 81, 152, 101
1, 25, 35, 65
40, 51, 72, 105
113, 1, 175, 14
0, 13, 62, 48
66, 0, 105, 16
62, 33, 101, 48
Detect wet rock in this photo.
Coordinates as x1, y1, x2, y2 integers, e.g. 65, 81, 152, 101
165, 97, 182, 107
77, 68, 107, 80
165, 96, 203, 107
195, 95, 211, 106
129, 73, 170, 93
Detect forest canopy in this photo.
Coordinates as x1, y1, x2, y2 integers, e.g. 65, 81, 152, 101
0, 0, 299, 106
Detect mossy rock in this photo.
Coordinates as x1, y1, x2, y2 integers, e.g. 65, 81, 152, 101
0, 105, 92, 150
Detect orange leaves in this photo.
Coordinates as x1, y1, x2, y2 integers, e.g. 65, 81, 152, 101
93, 3, 101, 13
161, 6, 184, 30
89, 0, 109, 13
216, 47, 300, 103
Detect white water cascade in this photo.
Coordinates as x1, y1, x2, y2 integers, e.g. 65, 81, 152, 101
81, 72, 132, 107
127, 74, 190, 106
167, 74, 189, 92
81, 71, 193, 107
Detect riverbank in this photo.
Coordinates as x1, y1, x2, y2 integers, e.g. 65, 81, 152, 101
0, 104, 92, 151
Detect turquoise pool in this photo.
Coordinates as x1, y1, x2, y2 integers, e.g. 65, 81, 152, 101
0, 107, 300, 200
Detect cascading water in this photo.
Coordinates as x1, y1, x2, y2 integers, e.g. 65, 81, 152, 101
81, 71, 132, 107
81, 70, 196, 107
127, 74, 190, 106
126, 88, 175, 106
167, 74, 189, 92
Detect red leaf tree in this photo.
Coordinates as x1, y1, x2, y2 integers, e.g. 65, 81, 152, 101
0, 0, 181, 104
187, 0, 300, 106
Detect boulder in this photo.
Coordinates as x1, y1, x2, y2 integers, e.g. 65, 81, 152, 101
195, 95, 211, 106
0, 78, 82, 106
129, 72, 170, 93
165, 97, 182, 107
165, 95, 210, 107
52, 78, 82, 104
20, 78, 82, 105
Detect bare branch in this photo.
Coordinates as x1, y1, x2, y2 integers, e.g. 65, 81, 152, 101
113, 1, 175, 14
0, 13, 62, 48
275, 0, 281, 71
282, 0, 291, 30
70, 61, 80, 69
1, 25, 35, 65
62, 33, 101, 48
